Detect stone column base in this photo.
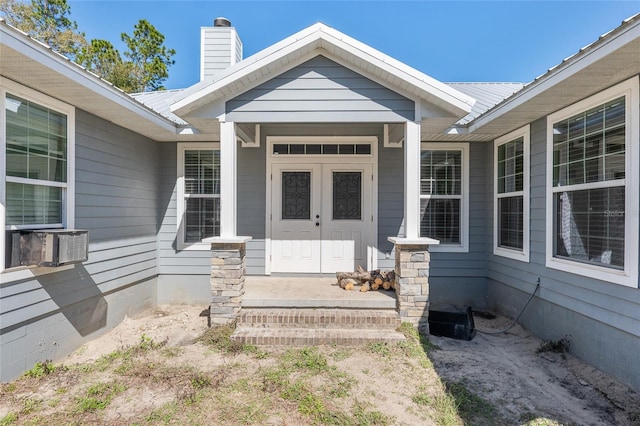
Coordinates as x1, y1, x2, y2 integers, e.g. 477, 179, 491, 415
388, 237, 437, 334
208, 237, 251, 326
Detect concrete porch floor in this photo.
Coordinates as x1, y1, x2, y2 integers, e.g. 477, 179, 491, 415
243, 276, 397, 309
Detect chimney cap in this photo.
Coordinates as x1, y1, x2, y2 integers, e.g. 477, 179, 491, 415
214, 17, 231, 27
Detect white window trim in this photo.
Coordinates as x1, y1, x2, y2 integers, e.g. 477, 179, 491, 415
494, 125, 530, 262
420, 142, 469, 253
545, 77, 639, 288
176, 142, 221, 251
1, 78, 75, 272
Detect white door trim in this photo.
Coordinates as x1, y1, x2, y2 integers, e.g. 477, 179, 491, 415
265, 136, 378, 275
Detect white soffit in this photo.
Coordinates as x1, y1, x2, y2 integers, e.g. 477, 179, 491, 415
171, 23, 475, 119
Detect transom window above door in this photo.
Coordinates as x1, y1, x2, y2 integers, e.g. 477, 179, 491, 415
273, 143, 372, 156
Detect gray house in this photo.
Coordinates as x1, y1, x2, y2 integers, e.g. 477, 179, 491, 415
1, 14, 639, 390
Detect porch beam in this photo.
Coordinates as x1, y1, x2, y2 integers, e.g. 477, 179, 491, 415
404, 120, 421, 239
220, 121, 237, 238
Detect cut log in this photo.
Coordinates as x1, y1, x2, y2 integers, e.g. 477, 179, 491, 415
382, 281, 391, 290
336, 271, 371, 283
360, 283, 370, 292
371, 282, 380, 291
339, 278, 357, 290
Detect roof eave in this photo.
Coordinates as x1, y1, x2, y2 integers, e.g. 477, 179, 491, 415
467, 13, 640, 135
0, 19, 182, 140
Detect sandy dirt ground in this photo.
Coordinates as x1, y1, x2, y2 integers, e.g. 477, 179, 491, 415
429, 315, 640, 425
51, 305, 640, 425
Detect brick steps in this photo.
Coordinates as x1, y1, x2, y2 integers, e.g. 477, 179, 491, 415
232, 327, 406, 346
231, 308, 406, 346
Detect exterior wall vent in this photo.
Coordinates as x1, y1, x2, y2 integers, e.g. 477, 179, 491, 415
10, 230, 89, 267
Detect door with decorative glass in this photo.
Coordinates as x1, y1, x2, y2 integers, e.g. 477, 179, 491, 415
271, 163, 373, 273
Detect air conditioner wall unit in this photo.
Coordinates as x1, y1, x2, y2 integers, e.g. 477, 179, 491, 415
11, 230, 89, 267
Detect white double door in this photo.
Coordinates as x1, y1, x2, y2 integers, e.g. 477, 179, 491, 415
271, 162, 373, 273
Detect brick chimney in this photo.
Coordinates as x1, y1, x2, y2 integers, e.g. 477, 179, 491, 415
200, 17, 243, 81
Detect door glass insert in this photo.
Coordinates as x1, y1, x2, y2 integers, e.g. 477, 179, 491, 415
333, 172, 362, 220
282, 172, 311, 219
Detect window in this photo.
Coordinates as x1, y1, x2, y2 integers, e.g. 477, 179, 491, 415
177, 143, 221, 249
546, 78, 638, 287
1, 82, 75, 271
420, 143, 469, 252
494, 126, 530, 261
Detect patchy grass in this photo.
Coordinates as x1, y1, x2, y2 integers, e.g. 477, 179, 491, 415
21, 361, 60, 379
444, 380, 500, 425
0, 322, 519, 425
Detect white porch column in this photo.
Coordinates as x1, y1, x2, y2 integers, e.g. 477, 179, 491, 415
219, 121, 237, 238
404, 120, 421, 239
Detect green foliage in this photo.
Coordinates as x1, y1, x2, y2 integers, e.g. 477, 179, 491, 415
412, 391, 431, 406
77, 39, 137, 91
282, 347, 329, 373
121, 19, 175, 92
0, 0, 86, 59
0, 412, 18, 426
352, 401, 393, 425
22, 361, 57, 378
366, 341, 392, 357
20, 397, 41, 415
197, 325, 244, 354
1, 1, 175, 92
330, 348, 352, 361
75, 381, 126, 412
145, 401, 178, 423
444, 381, 499, 425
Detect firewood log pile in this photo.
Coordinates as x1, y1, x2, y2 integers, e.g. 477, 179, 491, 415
336, 265, 396, 292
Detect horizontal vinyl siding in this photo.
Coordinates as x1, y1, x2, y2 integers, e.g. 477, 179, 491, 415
157, 143, 212, 276
426, 142, 489, 307
238, 140, 267, 274
225, 56, 414, 123
377, 137, 404, 270
1, 110, 160, 381
487, 113, 640, 391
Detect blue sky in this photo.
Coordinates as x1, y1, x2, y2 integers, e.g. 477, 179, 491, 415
67, 1, 639, 90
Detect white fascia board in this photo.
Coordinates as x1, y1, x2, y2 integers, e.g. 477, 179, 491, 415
468, 16, 640, 133
0, 22, 179, 134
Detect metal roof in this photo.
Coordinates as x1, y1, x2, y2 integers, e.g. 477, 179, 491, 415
446, 83, 526, 125
131, 89, 188, 125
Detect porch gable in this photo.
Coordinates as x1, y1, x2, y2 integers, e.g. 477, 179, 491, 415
225, 56, 415, 123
